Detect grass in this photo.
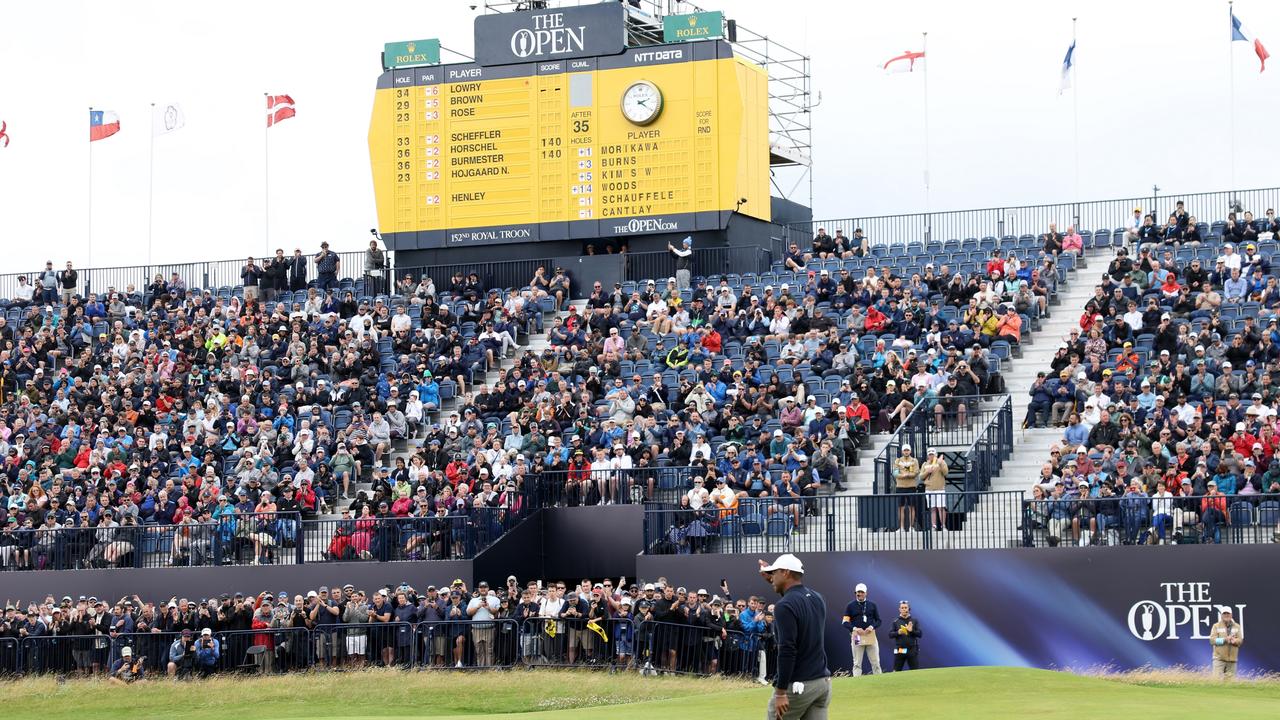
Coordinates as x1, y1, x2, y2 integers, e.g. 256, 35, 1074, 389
6, 666, 1280, 720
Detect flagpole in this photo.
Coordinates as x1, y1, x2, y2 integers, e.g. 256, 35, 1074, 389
922, 31, 931, 237
1071, 18, 1080, 210
1228, 1, 1236, 193
148, 103, 156, 266
87, 106, 94, 269
264, 92, 270, 256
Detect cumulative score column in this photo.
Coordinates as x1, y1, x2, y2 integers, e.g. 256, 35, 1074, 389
417, 77, 444, 231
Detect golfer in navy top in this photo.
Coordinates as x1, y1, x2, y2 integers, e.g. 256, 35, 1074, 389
760, 553, 831, 719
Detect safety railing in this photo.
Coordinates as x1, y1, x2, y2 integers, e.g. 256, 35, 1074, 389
873, 394, 997, 494
1, 509, 526, 573
525, 466, 695, 507
1021, 493, 1280, 548
623, 246, 773, 283
644, 490, 1027, 555
0, 617, 760, 678
788, 186, 1280, 247
517, 617, 762, 678
395, 257, 556, 297
959, 395, 1015, 492
0, 250, 370, 301
307, 508, 522, 564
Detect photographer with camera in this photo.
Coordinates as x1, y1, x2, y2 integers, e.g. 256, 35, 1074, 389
194, 627, 220, 676
109, 645, 145, 684
168, 628, 198, 677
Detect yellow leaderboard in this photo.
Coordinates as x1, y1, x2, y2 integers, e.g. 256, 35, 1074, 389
369, 40, 769, 248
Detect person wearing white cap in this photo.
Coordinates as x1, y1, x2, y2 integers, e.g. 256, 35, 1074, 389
919, 449, 950, 532
667, 236, 693, 290
109, 644, 145, 684
758, 554, 831, 718
841, 583, 882, 676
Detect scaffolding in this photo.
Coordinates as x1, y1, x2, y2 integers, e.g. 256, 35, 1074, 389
481, 0, 815, 209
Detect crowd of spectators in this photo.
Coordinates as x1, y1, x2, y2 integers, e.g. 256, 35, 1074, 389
1025, 203, 1280, 546
0, 219, 1038, 571
0, 575, 776, 681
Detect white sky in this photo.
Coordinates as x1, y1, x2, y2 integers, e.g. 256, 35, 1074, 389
0, 0, 1277, 271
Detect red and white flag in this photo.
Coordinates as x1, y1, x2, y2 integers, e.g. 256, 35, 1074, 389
0, 120, 9, 148
882, 50, 925, 73
267, 94, 296, 127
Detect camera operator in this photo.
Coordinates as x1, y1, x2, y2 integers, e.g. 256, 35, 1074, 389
168, 628, 198, 677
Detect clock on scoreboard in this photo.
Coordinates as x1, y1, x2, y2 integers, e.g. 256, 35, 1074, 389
368, 7, 769, 250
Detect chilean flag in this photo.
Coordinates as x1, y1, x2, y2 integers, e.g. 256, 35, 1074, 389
882, 50, 925, 73
89, 110, 121, 142
1232, 10, 1270, 73
267, 94, 296, 127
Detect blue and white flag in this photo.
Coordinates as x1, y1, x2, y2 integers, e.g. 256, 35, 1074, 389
1058, 40, 1076, 95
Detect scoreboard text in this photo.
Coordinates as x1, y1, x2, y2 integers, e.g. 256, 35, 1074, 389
369, 40, 769, 248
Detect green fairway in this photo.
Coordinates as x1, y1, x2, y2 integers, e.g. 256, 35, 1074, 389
5, 666, 1280, 720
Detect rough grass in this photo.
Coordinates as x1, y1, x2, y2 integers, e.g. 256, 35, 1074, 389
7, 666, 1280, 720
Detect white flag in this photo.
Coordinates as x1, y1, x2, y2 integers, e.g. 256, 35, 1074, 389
152, 103, 185, 136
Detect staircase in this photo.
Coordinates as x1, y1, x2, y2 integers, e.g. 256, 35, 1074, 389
986, 249, 1106, 494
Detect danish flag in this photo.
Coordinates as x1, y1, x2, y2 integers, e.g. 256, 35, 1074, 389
267, 94, 296, 127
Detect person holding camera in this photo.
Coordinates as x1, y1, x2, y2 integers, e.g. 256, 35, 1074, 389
195, 627, 220, 676
168, 628, 198, 677
1209, 608, 1244, 680
890, 600, 922, 671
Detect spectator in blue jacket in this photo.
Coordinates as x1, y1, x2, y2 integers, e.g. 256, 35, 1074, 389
195, 627, 220, 676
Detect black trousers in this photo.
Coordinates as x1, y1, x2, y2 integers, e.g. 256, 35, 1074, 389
893, 649, 919, 671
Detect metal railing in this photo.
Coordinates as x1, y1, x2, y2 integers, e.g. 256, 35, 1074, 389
1022, 493, 1280, 547
788, 186, 1280, 247
643, 491, 1027, 554
623, 246, 773, 283
0, 617, 763, 678
0, 509, 527, 573
873, 394, 1004, 494
395, 257, 555, 297
0, 251, 371, 301
525, 466, 694, 507
307, 508, 522, 563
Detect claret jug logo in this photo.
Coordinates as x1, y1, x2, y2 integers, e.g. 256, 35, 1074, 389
1127, 582, 1245, 641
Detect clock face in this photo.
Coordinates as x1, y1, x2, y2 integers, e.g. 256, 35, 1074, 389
621, 81, 663, 125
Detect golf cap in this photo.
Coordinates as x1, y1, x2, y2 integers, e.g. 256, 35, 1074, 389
761, 553, 804, 574
855, 583, 868, 593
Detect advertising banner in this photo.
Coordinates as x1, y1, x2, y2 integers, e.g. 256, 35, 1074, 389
474, 3, 626, 66
639, 545, 1280, 673
662, 11, 724, 43
383, 39, 441, 69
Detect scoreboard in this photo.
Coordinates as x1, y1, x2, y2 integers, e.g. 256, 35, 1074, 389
369, 39, 769, 248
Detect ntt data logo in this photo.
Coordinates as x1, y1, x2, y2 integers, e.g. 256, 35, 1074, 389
1126, 582, 1245, 641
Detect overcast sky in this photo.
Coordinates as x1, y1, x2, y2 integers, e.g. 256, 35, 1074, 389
1, 0, 1277, 271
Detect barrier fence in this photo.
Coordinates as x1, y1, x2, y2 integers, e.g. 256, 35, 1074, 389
0, 618, 766, 678
0, 251, 371, 301
0, 509, 527, 572
526, 466, 693, 507
643, 490, 1027, 555
1022, 493, 1280, 547
787, 186, 1280, 247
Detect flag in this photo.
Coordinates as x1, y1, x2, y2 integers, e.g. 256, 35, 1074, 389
543, 618, 557, 638
587, 619, 609, 643
1232, 10, 1270, 72
267, 94, 296, 127
1058, 40, 1076, 94
89, 110, 120, 142
882, 50, 925, 73
152, 103, 185, 136
0, 120, 8, 148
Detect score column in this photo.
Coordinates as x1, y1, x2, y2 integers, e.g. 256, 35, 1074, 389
416, 67, 445, 241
